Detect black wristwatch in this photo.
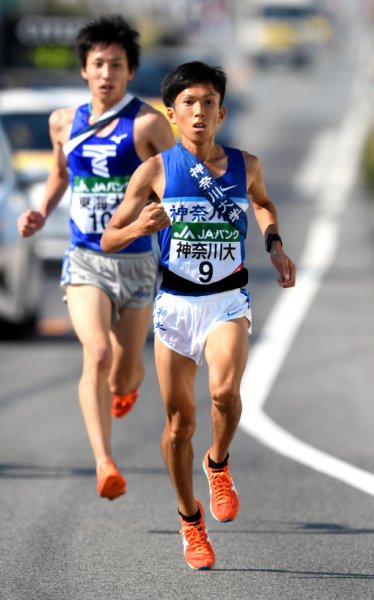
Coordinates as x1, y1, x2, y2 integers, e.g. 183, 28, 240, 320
265, 233, 283, 253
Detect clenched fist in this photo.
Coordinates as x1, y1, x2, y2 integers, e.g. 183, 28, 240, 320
17, 210, 46, 238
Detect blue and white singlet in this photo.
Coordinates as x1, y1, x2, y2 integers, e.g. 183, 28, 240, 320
67, 99, 152, 254
158, 145, 249, 293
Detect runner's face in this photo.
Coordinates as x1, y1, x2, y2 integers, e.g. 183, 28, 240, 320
167, 84, 225, 145
81, 43, 134, 105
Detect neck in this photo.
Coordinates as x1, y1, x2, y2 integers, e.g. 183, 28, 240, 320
89, 93, 127, 120
88, 101, 102, 120
181, 139, 218, 164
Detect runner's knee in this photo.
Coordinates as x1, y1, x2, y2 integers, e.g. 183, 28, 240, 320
210, 383, 242, 417
166, 411, 196, 445
84, 342, 112, 374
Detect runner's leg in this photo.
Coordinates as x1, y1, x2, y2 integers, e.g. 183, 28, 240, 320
109, 303, 152, 395
66, 284, 113, 468
155, 334, 199, 516
205, 317, 249, 462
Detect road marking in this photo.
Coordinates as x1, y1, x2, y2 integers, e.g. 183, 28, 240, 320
239, 100, 374, 495
294, 129, 336, 200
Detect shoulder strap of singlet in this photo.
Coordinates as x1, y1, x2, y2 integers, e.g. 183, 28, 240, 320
177, 143, 247, 237
63, 94, 139, 157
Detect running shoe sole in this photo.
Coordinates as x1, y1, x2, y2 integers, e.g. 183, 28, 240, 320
97, 462, 126, 500
112, 390, 138, 419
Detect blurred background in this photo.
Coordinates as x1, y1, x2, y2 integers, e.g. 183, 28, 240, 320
0, 0, 373, 338
2, 3, 374, 595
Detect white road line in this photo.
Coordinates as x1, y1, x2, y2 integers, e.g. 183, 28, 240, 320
239, 99, 374, 495
294, 129, 335, 200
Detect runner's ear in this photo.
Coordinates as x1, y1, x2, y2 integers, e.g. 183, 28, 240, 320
127, 68, 135, 82
81, 67, 88, 82
218, 106, 226, 123
166, 106, 176, 124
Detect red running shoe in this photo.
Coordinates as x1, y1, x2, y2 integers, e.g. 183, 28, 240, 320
96, 461, 126, 500
203, 449, 239, 522
112, 390, 138, 419
179, 499, 215, 570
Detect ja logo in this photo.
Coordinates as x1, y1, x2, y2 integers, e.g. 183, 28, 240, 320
173, 225, 195, 240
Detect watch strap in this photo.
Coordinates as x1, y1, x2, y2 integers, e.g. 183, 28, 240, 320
265, 233, 283, 252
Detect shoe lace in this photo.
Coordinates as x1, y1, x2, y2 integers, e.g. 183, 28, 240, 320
180, 521, 209, 554
210, 470, 232, 505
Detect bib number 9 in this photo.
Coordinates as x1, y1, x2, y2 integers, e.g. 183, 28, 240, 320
199, 261, 213, 283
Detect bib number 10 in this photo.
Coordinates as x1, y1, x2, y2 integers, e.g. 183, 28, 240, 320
199, 261, 213, 283
88, 210, 112, 233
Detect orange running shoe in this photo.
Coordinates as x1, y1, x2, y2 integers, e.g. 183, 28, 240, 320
179, 500, 215, 570
96, 461, 126, 500
112, 390, 139, 419
203, 449, 239, 523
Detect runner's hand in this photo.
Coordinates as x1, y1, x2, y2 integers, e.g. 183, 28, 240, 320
137, 202, 171, 234
270, 247, 296, 288
17, 209, 46, 238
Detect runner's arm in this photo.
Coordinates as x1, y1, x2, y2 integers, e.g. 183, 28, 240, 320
38, 110, 70, 217
134, 105, 175, 161
244, 152, 279, 236
101, 155, 170, 253
145, 109, 175, 154
244, 151, 296, 288
17, 109, 70, 238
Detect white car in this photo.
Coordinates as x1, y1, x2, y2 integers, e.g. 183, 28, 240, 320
0, 121, 42, 338
237, 1, 333, 67
0, 86, 90, 261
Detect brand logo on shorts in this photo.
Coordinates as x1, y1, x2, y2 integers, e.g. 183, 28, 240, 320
133, 289, 151, 298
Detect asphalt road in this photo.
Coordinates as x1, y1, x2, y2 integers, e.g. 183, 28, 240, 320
1, 24, 374, 600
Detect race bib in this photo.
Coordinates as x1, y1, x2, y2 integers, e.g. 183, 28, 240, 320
70, 175, 129, 234
169, 220, 242, 284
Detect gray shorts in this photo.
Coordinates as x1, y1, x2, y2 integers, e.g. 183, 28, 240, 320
61, 246, 157, 321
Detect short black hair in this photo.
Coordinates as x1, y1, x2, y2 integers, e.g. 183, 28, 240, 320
161, 61, 227, 108
75, 14, 140, 71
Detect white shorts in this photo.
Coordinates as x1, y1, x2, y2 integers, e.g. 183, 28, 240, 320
153, 288, 252, 365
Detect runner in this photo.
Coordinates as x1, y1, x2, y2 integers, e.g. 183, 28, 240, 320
17, 15, 175, 500
101, 61, 296, 566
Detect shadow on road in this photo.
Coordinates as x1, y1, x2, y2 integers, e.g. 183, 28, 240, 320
0, 462, 168, 478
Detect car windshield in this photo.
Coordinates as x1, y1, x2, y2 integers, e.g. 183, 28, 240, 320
1, 113, 51, 151
262, 6, 315, 19
128, 52, 220, 99
129, 60, 173, 98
